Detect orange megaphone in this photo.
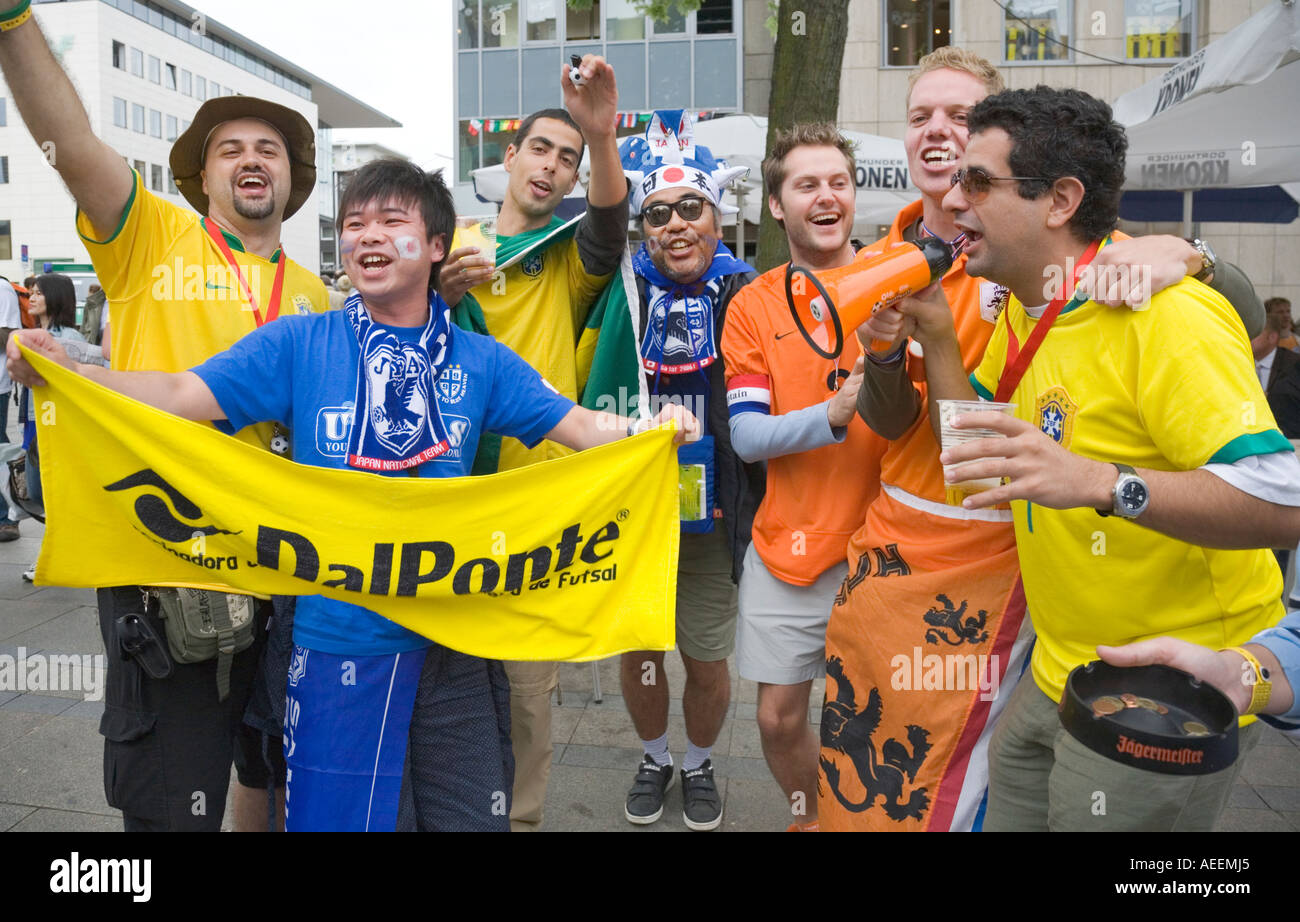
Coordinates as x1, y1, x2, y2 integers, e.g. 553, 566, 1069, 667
784, 238, 953, 359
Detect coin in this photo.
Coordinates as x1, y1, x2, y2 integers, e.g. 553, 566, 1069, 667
1120, 693, 1140, 708
1092, 696, 1124, 716
1135, 696, 1160, 711
1183, 721, 1210, 736
1155, 704, 1169, 715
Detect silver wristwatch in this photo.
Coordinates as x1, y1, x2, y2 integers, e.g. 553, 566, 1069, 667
1186, 238, 1216, 282
1097, 463, 1150, 519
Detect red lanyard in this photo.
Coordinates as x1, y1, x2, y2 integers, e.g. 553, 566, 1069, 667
203, 218, 287, 328
994, 238, 1103, 403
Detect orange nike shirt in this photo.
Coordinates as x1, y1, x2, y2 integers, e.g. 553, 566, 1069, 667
721, 263, 887, 585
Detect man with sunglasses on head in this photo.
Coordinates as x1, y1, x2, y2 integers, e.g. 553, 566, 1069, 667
610, 111, 760, 831
894, 84, 1299, 831
819, 48, 1234, 833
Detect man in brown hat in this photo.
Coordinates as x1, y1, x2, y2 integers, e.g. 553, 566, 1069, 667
0, 7, 328, 831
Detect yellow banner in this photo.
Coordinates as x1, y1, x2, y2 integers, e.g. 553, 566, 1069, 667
25, 347, 679, 662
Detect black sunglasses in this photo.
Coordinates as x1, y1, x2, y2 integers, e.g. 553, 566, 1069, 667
950, 167, 1049, 203
641, 196, 710, 227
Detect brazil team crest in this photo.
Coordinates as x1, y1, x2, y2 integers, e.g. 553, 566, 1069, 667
1036, 386, 1077, 447
293, 293, 314, 315
521, 252, 545, 277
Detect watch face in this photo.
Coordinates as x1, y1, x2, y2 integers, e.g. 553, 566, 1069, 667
1119, 479, 1148, 513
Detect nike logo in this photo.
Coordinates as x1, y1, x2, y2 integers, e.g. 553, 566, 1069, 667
774, 330, 797, 340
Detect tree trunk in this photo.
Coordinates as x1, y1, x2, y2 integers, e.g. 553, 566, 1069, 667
756, 0, 852, 272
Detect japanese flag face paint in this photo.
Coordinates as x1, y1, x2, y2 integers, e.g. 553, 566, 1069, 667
394, 235, 423, 260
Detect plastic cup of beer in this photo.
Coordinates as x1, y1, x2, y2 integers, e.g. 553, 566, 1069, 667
937, 399, 1016, 506
456, 214, 498, 270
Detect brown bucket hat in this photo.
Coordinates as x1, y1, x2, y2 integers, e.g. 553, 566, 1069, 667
170, 96, 316, 220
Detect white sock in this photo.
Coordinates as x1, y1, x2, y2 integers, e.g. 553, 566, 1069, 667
682, 739, 711, 772
641, 732, 671, 767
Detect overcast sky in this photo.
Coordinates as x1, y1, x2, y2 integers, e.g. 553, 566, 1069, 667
194, 0, 456, 171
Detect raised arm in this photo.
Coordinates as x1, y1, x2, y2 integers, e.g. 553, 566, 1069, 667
0, 8, 135, 236
7, 329, 223, 421
562, 54, 623, 210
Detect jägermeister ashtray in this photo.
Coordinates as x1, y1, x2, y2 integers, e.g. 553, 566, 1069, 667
1058, 660, 1238, 775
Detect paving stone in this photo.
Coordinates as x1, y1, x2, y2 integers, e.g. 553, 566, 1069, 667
1238, 743, 1300, 787
9, 808, 122, 832
0, 693, 77, 715
1253, 784, 1300, 812
1227, 784, 1267, 809
720, 776, 798, 832
3, 608, 104, 659
0, 802, 35, 831
0, 599, 88, 643
1213, 806, 1295, 832
0, 716, 115, 815
0, 709, 53, 748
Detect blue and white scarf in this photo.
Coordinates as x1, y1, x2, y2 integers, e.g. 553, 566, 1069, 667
344, 291, 454, 472
634, 240, 753, 376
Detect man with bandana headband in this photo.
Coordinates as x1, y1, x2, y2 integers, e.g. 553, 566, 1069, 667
588, 111, 760, 831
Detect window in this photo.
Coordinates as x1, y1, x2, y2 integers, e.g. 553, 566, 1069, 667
0, 220, 10, 261
133, 159, 146, 178
884, 0, 950, 67
1004, 1, 1071, 61
131, 103, 145, 133
148, 55, 161, 83
196, 76, 206, 101
0, 97, 5, 126
458, 0, 480, 48
653, 4, 686, 33
167, 167, 176, 194
112, 40, 126, 69
130, 47, 143, 77
165, 63, 177, 90
525, 0, 556, 40
166, 114, 178, 141
1125, 0, 1193, 59
112, 97, 127, 128
605, 0, 644, 39
151, 164, 163, 193
459, 120, 482, 183
567, 0, 599, 40
149, 109, 162, 138
211, 81, 221, 98
482, 0, 519, 47
696, 0, 734, 34
0, 157, 8, 184
182, 118, 191, 131
181, 69, 192, 96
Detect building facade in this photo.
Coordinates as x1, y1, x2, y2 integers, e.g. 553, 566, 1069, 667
739, 0, 1296, 308
0, 0, 398, 281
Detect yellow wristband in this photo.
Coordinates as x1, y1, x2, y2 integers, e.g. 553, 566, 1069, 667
0, 5, 31, 32
1224, 645, 1272, 715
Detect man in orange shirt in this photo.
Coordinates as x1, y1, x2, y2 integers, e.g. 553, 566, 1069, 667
820, 47, 1223, 831
720, 124, 894, 831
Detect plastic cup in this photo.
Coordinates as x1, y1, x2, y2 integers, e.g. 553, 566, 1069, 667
456, 214, 498, 270
936, 399, 1016, 506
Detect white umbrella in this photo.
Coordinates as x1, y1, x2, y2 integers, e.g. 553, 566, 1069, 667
469, 113, 917, 235
1112, 0, 1300, 227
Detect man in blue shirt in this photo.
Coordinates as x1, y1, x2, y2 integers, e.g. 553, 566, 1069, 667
8, 158, 696, 830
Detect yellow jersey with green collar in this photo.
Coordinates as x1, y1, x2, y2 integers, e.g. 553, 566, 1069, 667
970, 274, 1288, 703
456, 231, 609, 472
76, 170, 329, 448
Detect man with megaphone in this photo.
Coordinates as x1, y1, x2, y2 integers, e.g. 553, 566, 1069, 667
816, 48, 1243, 833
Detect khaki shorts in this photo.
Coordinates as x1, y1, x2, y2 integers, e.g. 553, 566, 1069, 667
737, 542, 845, 685
674, 529, 738, 662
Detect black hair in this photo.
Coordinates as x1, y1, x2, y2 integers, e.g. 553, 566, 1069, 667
33, 273, 77, 329
512, 108, 585, 162
967, 86, 1127, 242
336, 159, 455, 288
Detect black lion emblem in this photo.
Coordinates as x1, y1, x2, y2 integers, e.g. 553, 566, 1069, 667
923, 593, 989, 646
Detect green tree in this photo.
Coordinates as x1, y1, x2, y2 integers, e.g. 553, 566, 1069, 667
756, 0, 851, 271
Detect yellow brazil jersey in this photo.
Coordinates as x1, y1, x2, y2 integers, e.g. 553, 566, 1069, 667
970, 274, 1288, 703
455, 229, 610, 472
77, 170, 329, 449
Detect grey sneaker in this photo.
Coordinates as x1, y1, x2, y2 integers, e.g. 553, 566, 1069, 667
681, 759, 722, 831
0, 522, 18, 543
624, 755, 674, 825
